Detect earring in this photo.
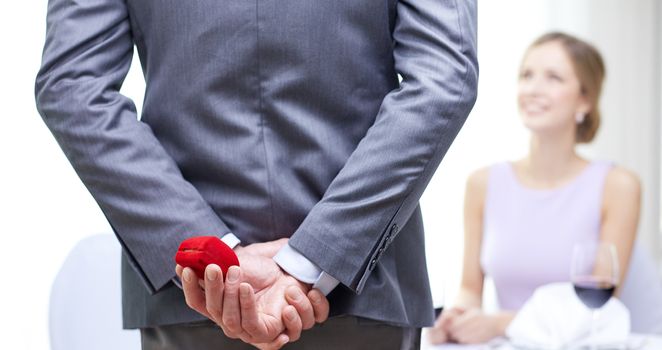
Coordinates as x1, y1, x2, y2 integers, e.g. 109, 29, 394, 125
575, 112, 585, 124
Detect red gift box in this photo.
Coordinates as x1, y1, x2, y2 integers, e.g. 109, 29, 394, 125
175, 236, 239, 279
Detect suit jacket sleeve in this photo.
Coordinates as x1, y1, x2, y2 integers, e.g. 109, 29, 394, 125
288, 0, 479, 293
34, 0, 232, 293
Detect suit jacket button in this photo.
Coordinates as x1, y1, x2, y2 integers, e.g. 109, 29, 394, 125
369, 258, 377, 270
388, 224, 399, 243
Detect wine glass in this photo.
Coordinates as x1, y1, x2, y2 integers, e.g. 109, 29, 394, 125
571, 242, 619, 350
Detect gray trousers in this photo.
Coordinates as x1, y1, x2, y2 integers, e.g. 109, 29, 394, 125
141, 316, 420, 350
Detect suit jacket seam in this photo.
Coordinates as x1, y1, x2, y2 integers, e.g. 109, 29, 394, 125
255, 2, 278, 239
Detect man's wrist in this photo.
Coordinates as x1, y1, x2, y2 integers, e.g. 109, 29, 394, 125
289, 274, 313, 291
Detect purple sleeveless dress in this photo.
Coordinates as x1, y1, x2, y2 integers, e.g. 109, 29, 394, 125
480, 161, 613, 311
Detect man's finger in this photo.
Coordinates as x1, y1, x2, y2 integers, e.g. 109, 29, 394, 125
307, 289, 330, 323
239, 282, 267, 338
255, 333, 290, 350
177, 263, 206, 290
181, 267, 211, 319
221, 266, 243, 335
282, 305, 303, 342
204, 264, 224, 321
285, 286, 315, 330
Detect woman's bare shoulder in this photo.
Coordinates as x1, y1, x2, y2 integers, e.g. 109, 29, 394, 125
466, 166, 491, 197
467, 166, 491, 189
604, 165, 641, 196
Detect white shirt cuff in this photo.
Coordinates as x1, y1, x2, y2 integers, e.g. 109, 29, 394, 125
273, 243, 340, 296
313, 272, 341, 296
221, 232, 241, 249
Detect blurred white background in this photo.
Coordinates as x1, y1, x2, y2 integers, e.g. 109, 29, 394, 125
0, 0, 659, 349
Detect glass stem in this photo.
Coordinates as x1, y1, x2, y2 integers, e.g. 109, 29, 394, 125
590, 309, 599, 350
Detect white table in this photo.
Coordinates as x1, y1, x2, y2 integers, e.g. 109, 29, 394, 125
421, 332, 662, 349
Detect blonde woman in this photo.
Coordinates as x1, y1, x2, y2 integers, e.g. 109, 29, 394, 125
429, 32, 641, 344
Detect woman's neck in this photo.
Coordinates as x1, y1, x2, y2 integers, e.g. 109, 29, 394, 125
518, 131, 587, 187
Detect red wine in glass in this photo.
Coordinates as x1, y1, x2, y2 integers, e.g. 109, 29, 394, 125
573, 278, 616, 309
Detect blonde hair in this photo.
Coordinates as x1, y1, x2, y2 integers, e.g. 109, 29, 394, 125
526, 32, 606, 143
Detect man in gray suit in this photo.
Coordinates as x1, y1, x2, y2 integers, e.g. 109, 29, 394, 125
35, 0, 478, 348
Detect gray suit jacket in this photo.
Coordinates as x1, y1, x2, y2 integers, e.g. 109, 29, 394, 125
35, 0, 478, 329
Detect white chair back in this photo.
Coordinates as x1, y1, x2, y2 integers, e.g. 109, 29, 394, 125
619, 241, 662, 334
49, 234, 140, 350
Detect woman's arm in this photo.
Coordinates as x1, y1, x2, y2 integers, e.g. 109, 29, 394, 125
446, 167, 521, 345
599, 166, 642, 296
428, 167, 490, 344
454, 167, 490, 308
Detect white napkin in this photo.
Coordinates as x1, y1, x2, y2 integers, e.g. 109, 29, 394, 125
505, 282, 630, 349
